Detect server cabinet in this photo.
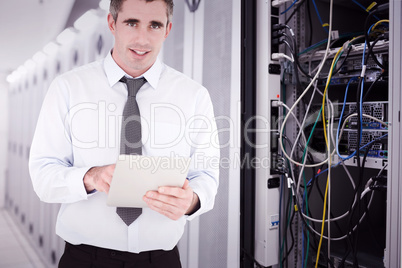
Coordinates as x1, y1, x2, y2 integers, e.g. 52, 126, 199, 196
247, 0, 394, 267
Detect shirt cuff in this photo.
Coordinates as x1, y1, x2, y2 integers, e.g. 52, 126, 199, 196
185, 188, 206, 221
66, 166, 93, 200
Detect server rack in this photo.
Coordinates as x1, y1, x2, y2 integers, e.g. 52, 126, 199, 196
242, 0, 399, 267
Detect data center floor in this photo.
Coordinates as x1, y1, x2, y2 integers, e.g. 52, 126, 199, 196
0, 209, 47, 268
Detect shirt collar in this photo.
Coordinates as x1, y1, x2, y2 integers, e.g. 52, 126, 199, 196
103, 50, 162, 90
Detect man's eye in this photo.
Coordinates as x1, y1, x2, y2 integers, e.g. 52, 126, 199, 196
128, 23, 136, 27
151, 24, 160, 29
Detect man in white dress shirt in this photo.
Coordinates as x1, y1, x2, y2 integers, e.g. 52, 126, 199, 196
29, 0, 219, 267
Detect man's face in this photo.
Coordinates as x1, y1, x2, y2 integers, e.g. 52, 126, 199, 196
108, 0, 172, 77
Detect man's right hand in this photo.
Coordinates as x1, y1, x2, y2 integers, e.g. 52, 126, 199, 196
83, 164, 116, 193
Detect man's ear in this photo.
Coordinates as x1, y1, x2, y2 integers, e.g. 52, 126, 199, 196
164, 22, 172, 39
107, 13, 116, 35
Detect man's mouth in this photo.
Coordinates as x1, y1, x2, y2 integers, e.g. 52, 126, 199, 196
131, 49, 148, 56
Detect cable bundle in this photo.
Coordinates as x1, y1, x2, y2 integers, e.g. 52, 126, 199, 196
274, 2, 390, 267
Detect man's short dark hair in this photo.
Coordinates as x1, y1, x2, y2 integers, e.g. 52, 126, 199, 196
110, 0, 174, 24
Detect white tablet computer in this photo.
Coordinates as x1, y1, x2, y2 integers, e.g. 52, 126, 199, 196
107, 155, 191, 208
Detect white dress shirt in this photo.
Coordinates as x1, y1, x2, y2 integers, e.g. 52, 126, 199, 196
29, 52, 220, 253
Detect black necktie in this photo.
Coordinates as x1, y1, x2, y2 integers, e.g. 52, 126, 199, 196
116, 76, 147, 226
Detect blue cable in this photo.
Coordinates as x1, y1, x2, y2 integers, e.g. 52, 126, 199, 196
351, 0, 381, 20
281, 0, 298, 15
311, 0, 329, 33
309, 133, 388, 186
360, 133, 388, 150
336, 77, 359, 160
356, 23, 378, 150
352, 0, 369, 12
359, 77, 365, 147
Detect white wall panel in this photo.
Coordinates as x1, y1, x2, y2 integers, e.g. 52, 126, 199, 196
0, 75, 8, 209
75, 9, 113, 64
28, 53, 46, 252
14, 74, 24, 224
163, 1, 241, 267
20, 62, 34, 234
199, 0, 239, 267
7, 84, 16, 211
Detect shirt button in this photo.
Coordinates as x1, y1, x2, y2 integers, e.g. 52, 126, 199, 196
111, 251, 116, 257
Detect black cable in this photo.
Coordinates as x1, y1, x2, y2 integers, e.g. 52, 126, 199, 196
281, 134, 303, 163
281, 33, 314, 80
317, 36, 365, 81
306, 164, 326, 243
362, 183, 386, 252
279, 175, 285, 266
353, 146, 371, 267
330, 45, 353, 76
282, 185, 292, 268
362, 166, 388, 253
364, 4, 389, 70
284, 208, 296, 265
351, 76, 365, 267
273, 24, 314, 81
281, 37, 295, 55
364, 32, 388, 70
293, 33, 356, 81
340, 142, 372, 267
341, 70, 385, 122
281, 35, 307, 92
365, 33, 386, 70
240, 248, 271, 268
361, 70, 385, 103
338, 77, 364, 267
308, 164, 347, 238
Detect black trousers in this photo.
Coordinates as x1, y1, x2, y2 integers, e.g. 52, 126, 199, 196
59, 242, 182, 268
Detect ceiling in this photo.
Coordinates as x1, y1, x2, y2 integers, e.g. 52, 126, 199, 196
0, 0, 101, 77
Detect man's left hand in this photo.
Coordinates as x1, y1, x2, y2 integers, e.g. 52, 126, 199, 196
143, 180, 199, 220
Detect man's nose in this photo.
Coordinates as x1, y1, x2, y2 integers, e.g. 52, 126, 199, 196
133, 26, 149, 45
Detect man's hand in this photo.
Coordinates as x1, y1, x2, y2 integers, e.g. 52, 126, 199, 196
83, 164, 116, 193
143, 180, 200, 220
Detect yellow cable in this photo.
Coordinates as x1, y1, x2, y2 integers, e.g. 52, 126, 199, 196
372, 19, 390, 32
321, 47, 343, 149
366, 2, 377, 12
314, 45, 343, 268
314, 174, 330, 267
